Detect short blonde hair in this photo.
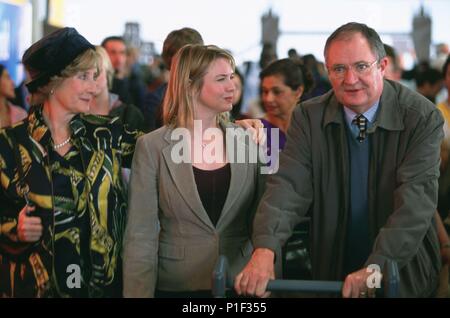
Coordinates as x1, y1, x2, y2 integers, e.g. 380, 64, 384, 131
30, 48, 99, 105
95, 46, 114, 90
163, 44, 235, 128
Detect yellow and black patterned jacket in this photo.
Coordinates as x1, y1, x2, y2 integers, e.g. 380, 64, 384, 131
0, 107, 142, 297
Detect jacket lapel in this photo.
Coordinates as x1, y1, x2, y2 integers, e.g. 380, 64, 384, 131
216, 161, 247, 230
161, 129, 215, 230
216, 123, 249, 229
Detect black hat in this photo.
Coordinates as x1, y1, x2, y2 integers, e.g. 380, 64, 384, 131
23, 27, 95, 93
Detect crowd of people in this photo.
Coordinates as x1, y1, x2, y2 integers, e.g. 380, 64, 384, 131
0, 21, 449, 298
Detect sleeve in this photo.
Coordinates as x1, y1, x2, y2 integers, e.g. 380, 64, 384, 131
366, 108, 444, 270
252, 105, 314, 253
247, 144, 268, 233
122, 136, 160, 298
0, 130, 23, 246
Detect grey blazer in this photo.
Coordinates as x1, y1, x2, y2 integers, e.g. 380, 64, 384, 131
123, 122, 265, 297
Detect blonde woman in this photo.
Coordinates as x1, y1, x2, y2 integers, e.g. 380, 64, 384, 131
91, 46, 144, 132
123, 45, 266, 297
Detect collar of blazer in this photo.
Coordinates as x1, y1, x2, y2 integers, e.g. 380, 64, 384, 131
161, 120, 254, 231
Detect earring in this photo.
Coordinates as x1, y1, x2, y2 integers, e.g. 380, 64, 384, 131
50, 89, 54, 95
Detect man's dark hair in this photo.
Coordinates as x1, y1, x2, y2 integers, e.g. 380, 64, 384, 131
260, 58, 315, 95
101, 36, 126, 48
162, 28, 203, 70
384, 43, 400, 70
384, 44, 397, 60
416, 68, 443, 88
324, 22, 386, 62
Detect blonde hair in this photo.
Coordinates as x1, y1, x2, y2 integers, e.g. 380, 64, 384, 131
163, 44, 235, 128
95, 46, 114, 90
30, 48, 100, 105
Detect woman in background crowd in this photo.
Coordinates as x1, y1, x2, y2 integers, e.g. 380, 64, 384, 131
0, 64, 27, 128
260, 58, 314, 155
91, 46, 145, 132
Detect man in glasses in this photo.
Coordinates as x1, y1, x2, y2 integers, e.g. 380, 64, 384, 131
236, 22, 443, 298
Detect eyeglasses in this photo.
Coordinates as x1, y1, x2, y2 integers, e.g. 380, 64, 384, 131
328, 60, 379, 78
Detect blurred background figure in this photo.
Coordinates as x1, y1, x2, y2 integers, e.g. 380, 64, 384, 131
101, 36, 129, 100
91, 46, 144, 185
125, 46, 146, 111
287, 48, 302, 63
230, 68, 245, 121
438, 56, 450, 146
91, 46, 144, 131
260, 58, 314, 154
437, 55, 450, 225
416, 67, 443, 103
432, 43, 450, 71
143, 27, 204, 131
101, 36, 146, 112
12, 68, 32, 112
142, 55, 168, 94
240, 43, 278, 119
300, 54, 331, 101
384, 44, 403, 82
0, 64, 27, 128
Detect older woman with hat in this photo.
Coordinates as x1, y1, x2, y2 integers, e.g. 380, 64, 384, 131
0, 27, 141, 297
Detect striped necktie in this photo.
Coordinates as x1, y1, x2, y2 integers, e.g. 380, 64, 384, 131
352, 114, 367, 143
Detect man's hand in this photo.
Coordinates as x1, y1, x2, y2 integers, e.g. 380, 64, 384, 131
342, 267, 380, 298
235, 119, 266, 145
17, 205, 42, 242
234, 248, 275, 297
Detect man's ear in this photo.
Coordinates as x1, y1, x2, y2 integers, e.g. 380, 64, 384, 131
379, 57, 389, 75
295, 85, 304, 100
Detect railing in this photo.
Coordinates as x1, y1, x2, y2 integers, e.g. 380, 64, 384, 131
212, 255, 400, 298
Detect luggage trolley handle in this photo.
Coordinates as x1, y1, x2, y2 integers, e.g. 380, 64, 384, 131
212, 255, 400, 298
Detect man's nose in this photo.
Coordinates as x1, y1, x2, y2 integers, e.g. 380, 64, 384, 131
343, 67, 359, 84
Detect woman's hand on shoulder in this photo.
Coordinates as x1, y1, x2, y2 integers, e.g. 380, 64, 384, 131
235, 119, 266, 145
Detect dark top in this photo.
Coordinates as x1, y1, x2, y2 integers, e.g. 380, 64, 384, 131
111, 72, 146, 113
110, 101, 145, 132
261, 118, 287, 155
193, 164, 231, 227
143, 83, 167, 132
49, 147, 90, 297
